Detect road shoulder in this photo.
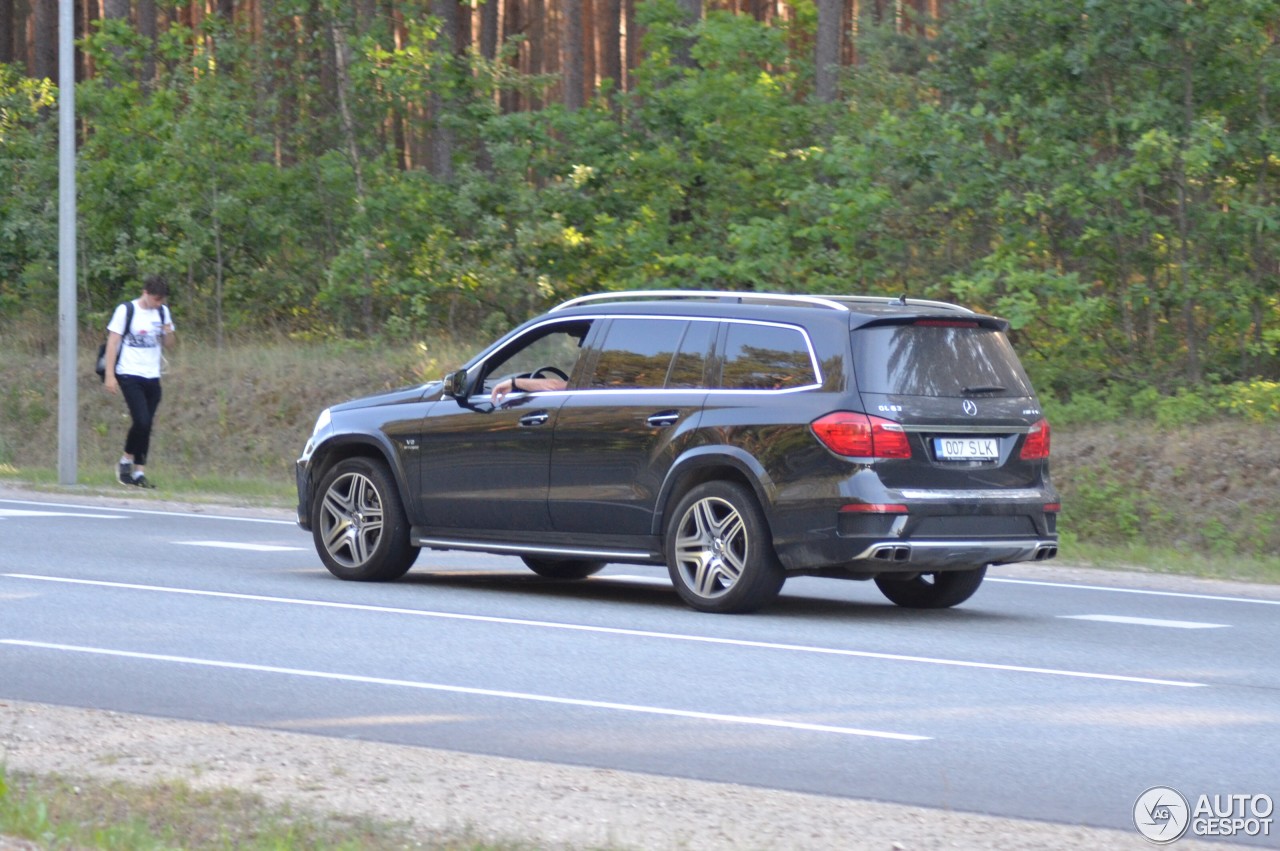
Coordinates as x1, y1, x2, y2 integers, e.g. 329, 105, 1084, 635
1, 698, 1236, 851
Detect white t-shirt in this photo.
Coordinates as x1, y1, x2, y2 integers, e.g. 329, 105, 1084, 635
107, 300, 174, 379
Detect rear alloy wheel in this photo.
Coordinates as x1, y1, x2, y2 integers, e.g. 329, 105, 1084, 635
665, 481, 785, 614
874, 566, 987, 608
313, 457, 418, 581
521, 556, 606, 579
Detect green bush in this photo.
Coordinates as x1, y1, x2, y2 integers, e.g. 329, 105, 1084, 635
1216, 380, 1280, 422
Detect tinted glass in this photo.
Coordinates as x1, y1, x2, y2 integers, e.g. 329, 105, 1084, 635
852, 323, 1034, 396
666, 320, 715, 388
590, 319, 686, 389
720, 324, 816, 390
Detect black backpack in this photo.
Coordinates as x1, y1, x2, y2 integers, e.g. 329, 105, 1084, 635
95, 301, 135, 383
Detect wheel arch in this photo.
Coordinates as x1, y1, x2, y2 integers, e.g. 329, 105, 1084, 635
307, 433, 413, 523
651, 447, 777, 538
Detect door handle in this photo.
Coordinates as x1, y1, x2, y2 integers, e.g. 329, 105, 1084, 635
646, 411, 680, 428
519, 411, 550, 427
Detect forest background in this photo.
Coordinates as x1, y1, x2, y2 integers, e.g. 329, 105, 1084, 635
0, 0, 1278, 570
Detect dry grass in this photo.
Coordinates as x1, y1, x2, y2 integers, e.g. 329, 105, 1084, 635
0, 333, 473, 497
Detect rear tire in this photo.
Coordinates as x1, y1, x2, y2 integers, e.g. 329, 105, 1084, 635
664, 481, 785, 614
521, 557, 606, 579
313, 457, 419, 581
874, 566, 987, 608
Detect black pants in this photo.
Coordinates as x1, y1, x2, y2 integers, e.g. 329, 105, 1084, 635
118, 375, 163, 466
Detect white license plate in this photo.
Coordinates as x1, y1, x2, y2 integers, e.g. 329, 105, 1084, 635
934, 437, 999, 461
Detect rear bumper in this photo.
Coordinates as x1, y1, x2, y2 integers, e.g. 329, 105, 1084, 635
770, 486, 1059, 572
848, 537, 1058, 568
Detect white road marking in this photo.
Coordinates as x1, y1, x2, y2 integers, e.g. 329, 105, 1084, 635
2, 574, 1207, 688
600, 574, 668, 585
0, 498, 295, 526
0, 508, 126, 520
0, 639, 929, 742
174, 541, 306, 552
989, 577, 1280, 606
1059, 614, 1229, 629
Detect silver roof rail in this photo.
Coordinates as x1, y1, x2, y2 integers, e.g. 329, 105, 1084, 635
818, 294, 975, 314
552, 290, 975, 315
551, 290, 851, 312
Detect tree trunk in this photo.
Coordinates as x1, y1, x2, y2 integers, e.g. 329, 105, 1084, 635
624, 0, 637, 92
0, 0, 14, 65
563, 0, 584, 109
429, 0, 459, 179
269, 5, 298, 167
331, 18, 376, 337
529, 0, 545, 107
102, 0, 130, 83
814, 0, 840, 101
501, 0, 523, 112
33, 0, 57, 81
599, 0, 621, 95
138, 0, 157, 85
1175, 32, 1201, 384
479, 0, 499, 61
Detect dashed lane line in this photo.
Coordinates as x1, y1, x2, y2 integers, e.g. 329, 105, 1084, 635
1058, 614, 1229, 629
2, 574, 1207, 688
173, 541, 306, 552
0, 639, 931, 742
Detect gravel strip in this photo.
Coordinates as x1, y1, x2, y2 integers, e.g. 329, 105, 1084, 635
1, 698, 1246, 851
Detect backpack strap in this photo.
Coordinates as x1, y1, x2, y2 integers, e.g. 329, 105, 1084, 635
117, 300, 135, 367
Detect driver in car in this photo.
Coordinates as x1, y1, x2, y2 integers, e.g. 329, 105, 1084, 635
490, 374, 567, 404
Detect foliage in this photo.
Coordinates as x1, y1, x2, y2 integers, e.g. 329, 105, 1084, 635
0, 0, 1274, 398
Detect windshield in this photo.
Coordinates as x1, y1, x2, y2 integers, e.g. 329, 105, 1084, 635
852, 323, 1034, 397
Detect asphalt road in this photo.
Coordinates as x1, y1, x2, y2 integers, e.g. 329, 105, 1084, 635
1, 492, 1277, 846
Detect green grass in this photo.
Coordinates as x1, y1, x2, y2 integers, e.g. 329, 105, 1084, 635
0, 768, 529, 850
1057, 533, 1280, 585
0, 466, 296, 507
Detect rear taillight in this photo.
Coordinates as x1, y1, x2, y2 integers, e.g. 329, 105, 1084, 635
1020, 418, 1051, 460
811, 412, 912, 459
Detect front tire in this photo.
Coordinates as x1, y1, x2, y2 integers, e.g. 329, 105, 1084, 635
874, 566, 987, 608
313, 457, 418, 581
664, 481, 785, 614
522, 557, 606, 579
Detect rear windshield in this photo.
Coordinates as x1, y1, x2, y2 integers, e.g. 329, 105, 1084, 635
852, 323, 1034, 397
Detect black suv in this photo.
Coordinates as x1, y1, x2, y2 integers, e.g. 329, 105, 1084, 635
297, 291, 1058, 613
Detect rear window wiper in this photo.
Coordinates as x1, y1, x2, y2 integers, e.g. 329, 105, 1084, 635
962, 384, 1006, 395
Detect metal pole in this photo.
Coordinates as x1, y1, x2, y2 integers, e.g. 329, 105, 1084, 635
57, 0, 78, 485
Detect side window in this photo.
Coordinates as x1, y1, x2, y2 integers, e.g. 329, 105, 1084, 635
719, 323, 817, 390
666, 320, 715, 388
482, 320, 591, 391
590, 319, 687, 389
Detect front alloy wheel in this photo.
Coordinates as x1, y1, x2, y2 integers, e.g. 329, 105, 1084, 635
313, 457, 418, 581
665, 481, 785, 614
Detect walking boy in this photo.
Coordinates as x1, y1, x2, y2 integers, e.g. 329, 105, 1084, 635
103, 276, 176, 488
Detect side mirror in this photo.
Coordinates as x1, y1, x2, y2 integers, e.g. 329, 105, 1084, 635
442, 368, 469, 398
